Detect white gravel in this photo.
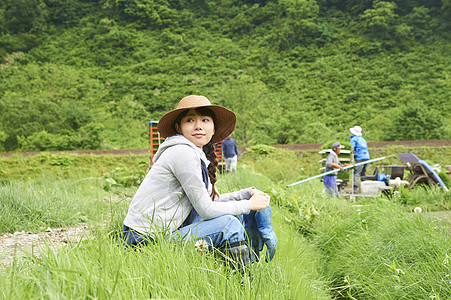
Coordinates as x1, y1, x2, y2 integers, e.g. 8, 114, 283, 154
0, 225, 92, 267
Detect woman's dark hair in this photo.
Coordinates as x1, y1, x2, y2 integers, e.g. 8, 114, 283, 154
175, 107, 219, 200
203, 141, 219, 200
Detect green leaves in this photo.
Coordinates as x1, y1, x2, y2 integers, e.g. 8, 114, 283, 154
0, 0, 449, 152
102, 0, 177, 27
0, 61, 109, 151
17, 122, 105, 151
388, 103, 449, 141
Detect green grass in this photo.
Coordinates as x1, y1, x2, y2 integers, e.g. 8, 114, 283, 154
0, 168, 331, 299
389, 185, 451, 211
0, 177, 110, 233
0, 152, 149, 182
0, 211, 331, 299
425, 210, 451, 232
0, 149, 450, 299
272, 189, 451, 299
317, 199, 451, 299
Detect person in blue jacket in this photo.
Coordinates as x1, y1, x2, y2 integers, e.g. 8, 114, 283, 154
221, 133, 239, 172
349, 125, 370, 192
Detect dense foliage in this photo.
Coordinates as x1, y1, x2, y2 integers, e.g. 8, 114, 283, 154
0, 0, 450, 151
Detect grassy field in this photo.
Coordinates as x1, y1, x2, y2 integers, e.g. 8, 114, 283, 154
0, 145, 449, 299
425, 210, 451, 233
0, 168, 331, 299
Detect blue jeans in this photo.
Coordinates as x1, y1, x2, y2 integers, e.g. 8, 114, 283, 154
173, 214, 246, 249
324, 175, 339, 198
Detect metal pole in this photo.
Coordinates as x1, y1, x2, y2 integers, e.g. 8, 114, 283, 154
286, 155, 395, 188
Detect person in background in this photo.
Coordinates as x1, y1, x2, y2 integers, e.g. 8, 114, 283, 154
349, 125, 370, 193
122, 95, 277, 277
323, 142, 345, 198
222, 133, 239, 172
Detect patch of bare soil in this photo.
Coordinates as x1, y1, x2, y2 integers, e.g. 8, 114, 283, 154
0, 140, 449, 157
0, 225, 92, 267
237, 139, 450, 152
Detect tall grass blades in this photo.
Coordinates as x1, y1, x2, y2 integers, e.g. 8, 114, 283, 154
0, 151, 449, 299
317, 199, 450, 299
0, 202, 332, 299
0, 166, 331, 299
216, 166, 274, 193
0, 179, 107, 234
240, 146, 318, 185
390, 185, 451, 211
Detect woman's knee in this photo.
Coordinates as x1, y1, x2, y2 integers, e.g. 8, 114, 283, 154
216, 215, 246, 242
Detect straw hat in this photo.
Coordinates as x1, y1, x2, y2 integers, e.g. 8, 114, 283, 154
157, 95, 236, 143
349, 125, 362, 136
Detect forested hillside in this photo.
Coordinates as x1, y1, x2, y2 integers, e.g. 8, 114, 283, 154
0, 0, 450, 151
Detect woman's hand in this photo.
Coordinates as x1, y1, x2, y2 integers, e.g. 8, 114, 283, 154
249, 190, 270, 211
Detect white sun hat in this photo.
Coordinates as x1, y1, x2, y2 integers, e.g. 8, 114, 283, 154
349, 125, 363, 136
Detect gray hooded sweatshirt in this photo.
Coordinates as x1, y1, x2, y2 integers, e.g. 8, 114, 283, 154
124, 134, 252, 236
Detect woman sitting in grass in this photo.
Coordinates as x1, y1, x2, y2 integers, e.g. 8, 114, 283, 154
122, 95, 276, 275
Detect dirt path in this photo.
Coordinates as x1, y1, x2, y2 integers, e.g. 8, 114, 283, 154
0, 225, 92, 267
0, 140, 449, 157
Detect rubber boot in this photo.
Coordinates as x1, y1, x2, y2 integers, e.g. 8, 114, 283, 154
255, 206, 277, 262
222, 241, 251, 279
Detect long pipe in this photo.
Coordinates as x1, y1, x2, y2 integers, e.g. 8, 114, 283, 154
286, 155, 395, 187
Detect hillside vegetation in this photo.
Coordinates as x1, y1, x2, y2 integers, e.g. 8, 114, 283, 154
0, 0, 450, 152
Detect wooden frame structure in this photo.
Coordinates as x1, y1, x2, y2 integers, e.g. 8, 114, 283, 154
149, 121, 224, 169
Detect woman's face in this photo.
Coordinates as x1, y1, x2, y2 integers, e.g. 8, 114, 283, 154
176, 109, 215, 148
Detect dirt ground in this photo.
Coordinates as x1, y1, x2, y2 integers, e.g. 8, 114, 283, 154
0, 226, 92, 268
238, 139, 451, 152
0, 139, 449, 157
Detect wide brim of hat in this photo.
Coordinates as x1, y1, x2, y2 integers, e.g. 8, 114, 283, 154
349, 128, 362, 136
158, 105, 236, 144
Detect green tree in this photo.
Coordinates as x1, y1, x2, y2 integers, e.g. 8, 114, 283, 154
0, 0, 43, 34
443, 0, 451, 18
298, 122, 333, 144
102, 0, 177, 27
317, 0, 373, 15
77, 122, 105, 150
0, 131, 7, 151
271, 0, 320, 49
18, 131, 69, 151
361, 1, 400, 39
388, 103, 447, 141
215, 79, 275, 145
274, 110, 306, 144
401, 6, 432, 39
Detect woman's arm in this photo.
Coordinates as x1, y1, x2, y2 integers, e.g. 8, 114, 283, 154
215, 188, 253, 202
167, 145, 251, 219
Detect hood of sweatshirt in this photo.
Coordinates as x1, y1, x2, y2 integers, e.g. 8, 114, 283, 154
153, 134, 209, 166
